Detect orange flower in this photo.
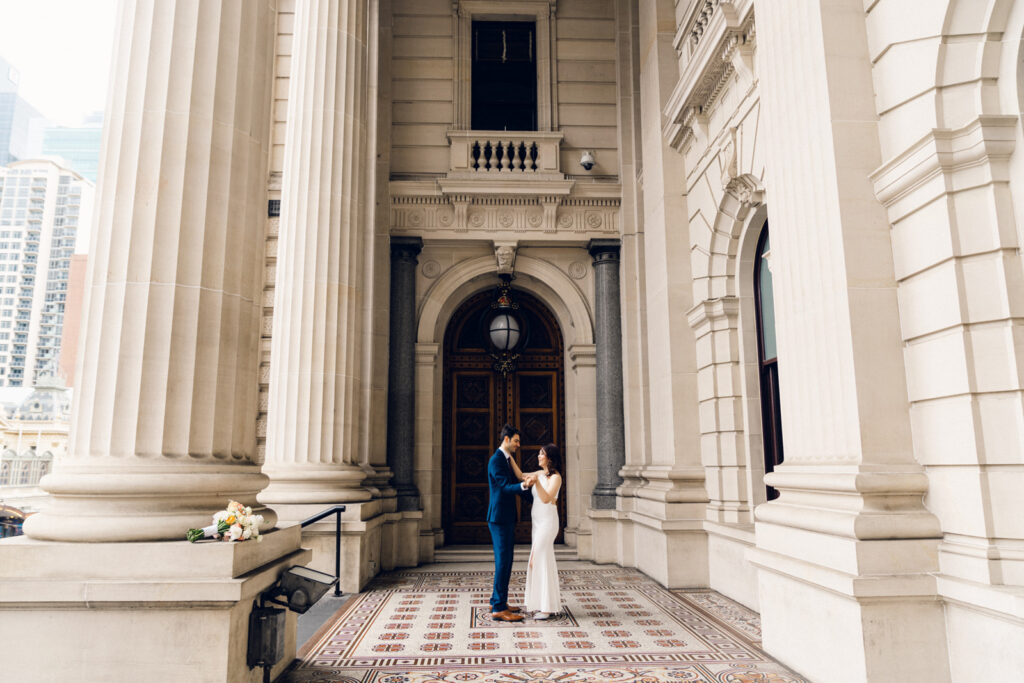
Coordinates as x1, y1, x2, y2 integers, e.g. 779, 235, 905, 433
226, 515, 236, 525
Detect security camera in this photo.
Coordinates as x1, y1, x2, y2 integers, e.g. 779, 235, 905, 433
579, 150, 595, 171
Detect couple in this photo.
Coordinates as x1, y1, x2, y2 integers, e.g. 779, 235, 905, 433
487, 423, 562, 622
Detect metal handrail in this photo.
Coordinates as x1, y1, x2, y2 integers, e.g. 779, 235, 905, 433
300, 505, 346, 598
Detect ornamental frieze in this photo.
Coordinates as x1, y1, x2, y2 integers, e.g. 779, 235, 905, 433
390, 195, 619, 237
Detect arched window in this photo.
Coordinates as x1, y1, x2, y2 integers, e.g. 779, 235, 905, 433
754, 224, 784, 499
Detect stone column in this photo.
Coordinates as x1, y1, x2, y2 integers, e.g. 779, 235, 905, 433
750, 1, 947, 681
24, 0, 277, 542
2, 4, 308, 681
388, 237, 422, 511
261, 0, 374, 508
589, 239, 626, 509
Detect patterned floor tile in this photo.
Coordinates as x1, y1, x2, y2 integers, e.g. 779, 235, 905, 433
283, 563, 807, 683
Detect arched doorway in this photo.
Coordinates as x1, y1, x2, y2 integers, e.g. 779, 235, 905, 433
442, 287, 566, 545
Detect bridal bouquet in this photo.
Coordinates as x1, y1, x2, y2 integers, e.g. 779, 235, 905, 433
186, 500, 264, 543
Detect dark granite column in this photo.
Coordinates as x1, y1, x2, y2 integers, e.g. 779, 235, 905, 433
590, 239, 626, 509
388, 237, 423, 511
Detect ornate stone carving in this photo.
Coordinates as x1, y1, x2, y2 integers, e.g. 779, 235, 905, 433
568, 261, 588, 280
493, 242, 518, 277
421, 260, 442, 279
389, 193, 618, 237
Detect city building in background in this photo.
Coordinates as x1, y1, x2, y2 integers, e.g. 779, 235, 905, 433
0, 367, 71, 535
39, 111, 102, 182
0, 159, 92, 387
0, 56, 48, 166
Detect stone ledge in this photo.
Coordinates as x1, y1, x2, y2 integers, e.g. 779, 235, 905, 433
749, 546, 940, 601
0, 524, 303, 580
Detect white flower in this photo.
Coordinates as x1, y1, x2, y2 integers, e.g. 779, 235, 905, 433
242, 527, 252, 540
214, 510, 229, 523
229, 524, 243, 541
253, 515, 264, 527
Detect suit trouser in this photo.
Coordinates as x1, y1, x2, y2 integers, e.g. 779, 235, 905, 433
489, 521, 515, 612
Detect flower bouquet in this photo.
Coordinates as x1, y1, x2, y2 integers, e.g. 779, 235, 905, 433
186, 500, 265, 543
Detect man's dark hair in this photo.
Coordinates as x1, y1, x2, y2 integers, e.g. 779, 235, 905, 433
500, 423, 520, 441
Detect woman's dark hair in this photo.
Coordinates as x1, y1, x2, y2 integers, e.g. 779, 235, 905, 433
500, 423, 520, 441
539, 443, 560, 475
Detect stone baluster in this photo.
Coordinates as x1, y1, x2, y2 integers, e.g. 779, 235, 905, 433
24, 0, 277, 542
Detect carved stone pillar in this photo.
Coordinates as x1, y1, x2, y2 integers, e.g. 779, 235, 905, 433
387, 237, 422, 511
24, 0, 277, 542
589, 239, 626, 509
261, 0, 374, 508
751, 0, 947, 680
2, 4, 305, 681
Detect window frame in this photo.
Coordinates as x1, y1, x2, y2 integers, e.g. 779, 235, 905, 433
453, 0, 558, 132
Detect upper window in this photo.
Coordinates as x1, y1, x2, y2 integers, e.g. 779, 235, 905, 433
471, 21, 537, 131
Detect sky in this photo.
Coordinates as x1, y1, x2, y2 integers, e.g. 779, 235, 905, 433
0, 0, 119, 125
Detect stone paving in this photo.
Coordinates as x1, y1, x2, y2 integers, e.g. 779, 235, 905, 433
282, 561, 807, 682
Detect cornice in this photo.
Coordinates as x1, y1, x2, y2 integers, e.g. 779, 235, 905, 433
664, 0, 755, 153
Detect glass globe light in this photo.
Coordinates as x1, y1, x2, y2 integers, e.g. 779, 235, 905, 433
488, 312, 521, 351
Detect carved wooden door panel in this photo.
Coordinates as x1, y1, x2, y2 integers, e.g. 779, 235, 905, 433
443, 289, 565, 545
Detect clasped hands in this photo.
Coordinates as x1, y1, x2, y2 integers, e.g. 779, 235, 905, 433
522, 473, 539, 488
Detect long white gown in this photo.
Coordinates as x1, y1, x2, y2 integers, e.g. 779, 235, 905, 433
524, 473, 561, 614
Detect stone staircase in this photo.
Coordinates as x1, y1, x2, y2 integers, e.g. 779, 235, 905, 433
433, 544, 578, 563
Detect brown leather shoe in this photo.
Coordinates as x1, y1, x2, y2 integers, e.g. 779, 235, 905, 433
507, 606, 522, 613
490, 610, 524, 622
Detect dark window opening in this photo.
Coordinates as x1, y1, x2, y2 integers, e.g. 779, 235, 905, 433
754, 224, 784, 500
472, 21, 537, 131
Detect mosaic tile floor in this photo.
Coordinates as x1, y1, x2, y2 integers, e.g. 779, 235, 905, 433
283, 562, 807, 683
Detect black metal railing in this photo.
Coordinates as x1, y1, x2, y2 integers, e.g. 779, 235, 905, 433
300, 505, 346, 598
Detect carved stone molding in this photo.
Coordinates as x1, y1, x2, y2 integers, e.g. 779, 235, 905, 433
390, 193, 620, 239
664, 0, 756, 152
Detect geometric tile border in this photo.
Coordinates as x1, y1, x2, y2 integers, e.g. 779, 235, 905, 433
283, 565, 808, 683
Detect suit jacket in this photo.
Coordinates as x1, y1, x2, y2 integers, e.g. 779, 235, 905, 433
487, 448, 528, 525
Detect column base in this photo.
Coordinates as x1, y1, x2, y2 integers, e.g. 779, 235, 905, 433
273, 501, 427, 592
585, 502, 708, 588
750, 542, 950, 683
0, 526, 308, 683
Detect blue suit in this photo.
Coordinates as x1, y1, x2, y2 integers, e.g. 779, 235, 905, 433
487, 448, 528, 612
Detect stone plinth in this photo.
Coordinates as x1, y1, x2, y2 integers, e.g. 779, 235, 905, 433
0, 526, 307, 683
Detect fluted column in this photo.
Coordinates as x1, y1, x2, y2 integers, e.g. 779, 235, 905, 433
589, 239, 626, 509
23, 0, 277, 542
387, 237, 422, 511
750, 1, 946, 680
260, 0, 373, 505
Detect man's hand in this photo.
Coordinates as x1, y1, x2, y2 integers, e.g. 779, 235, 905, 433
523, 473, 537, 487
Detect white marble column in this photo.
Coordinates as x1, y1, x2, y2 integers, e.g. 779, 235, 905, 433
261, 0, 374, 507
750, 1, 948, 681
24, 0, 277, 542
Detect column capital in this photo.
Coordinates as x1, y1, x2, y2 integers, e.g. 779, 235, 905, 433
391, 236, 424, 261
588, 238, 621, 262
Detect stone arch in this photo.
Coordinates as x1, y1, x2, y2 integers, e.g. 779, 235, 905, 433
691, 173, 765, 303
417, 255, 594, 347
413, 252, 597, 550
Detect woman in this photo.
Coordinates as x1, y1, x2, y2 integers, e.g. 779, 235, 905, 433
510, 443, 562, 619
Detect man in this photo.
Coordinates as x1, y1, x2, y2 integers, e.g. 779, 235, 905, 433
487, 423, 536, 621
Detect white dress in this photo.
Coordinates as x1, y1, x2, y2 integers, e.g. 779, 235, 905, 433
524, 473, 561, 614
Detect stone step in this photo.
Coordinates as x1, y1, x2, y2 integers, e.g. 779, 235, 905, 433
433, 544, 577, 563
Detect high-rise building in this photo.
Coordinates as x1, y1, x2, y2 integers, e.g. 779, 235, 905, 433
0, 56, 48, 166
40, 112, 103, 183
0, 159, 92, 387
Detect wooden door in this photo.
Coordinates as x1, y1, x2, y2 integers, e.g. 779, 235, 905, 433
443, 289, 565, 545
